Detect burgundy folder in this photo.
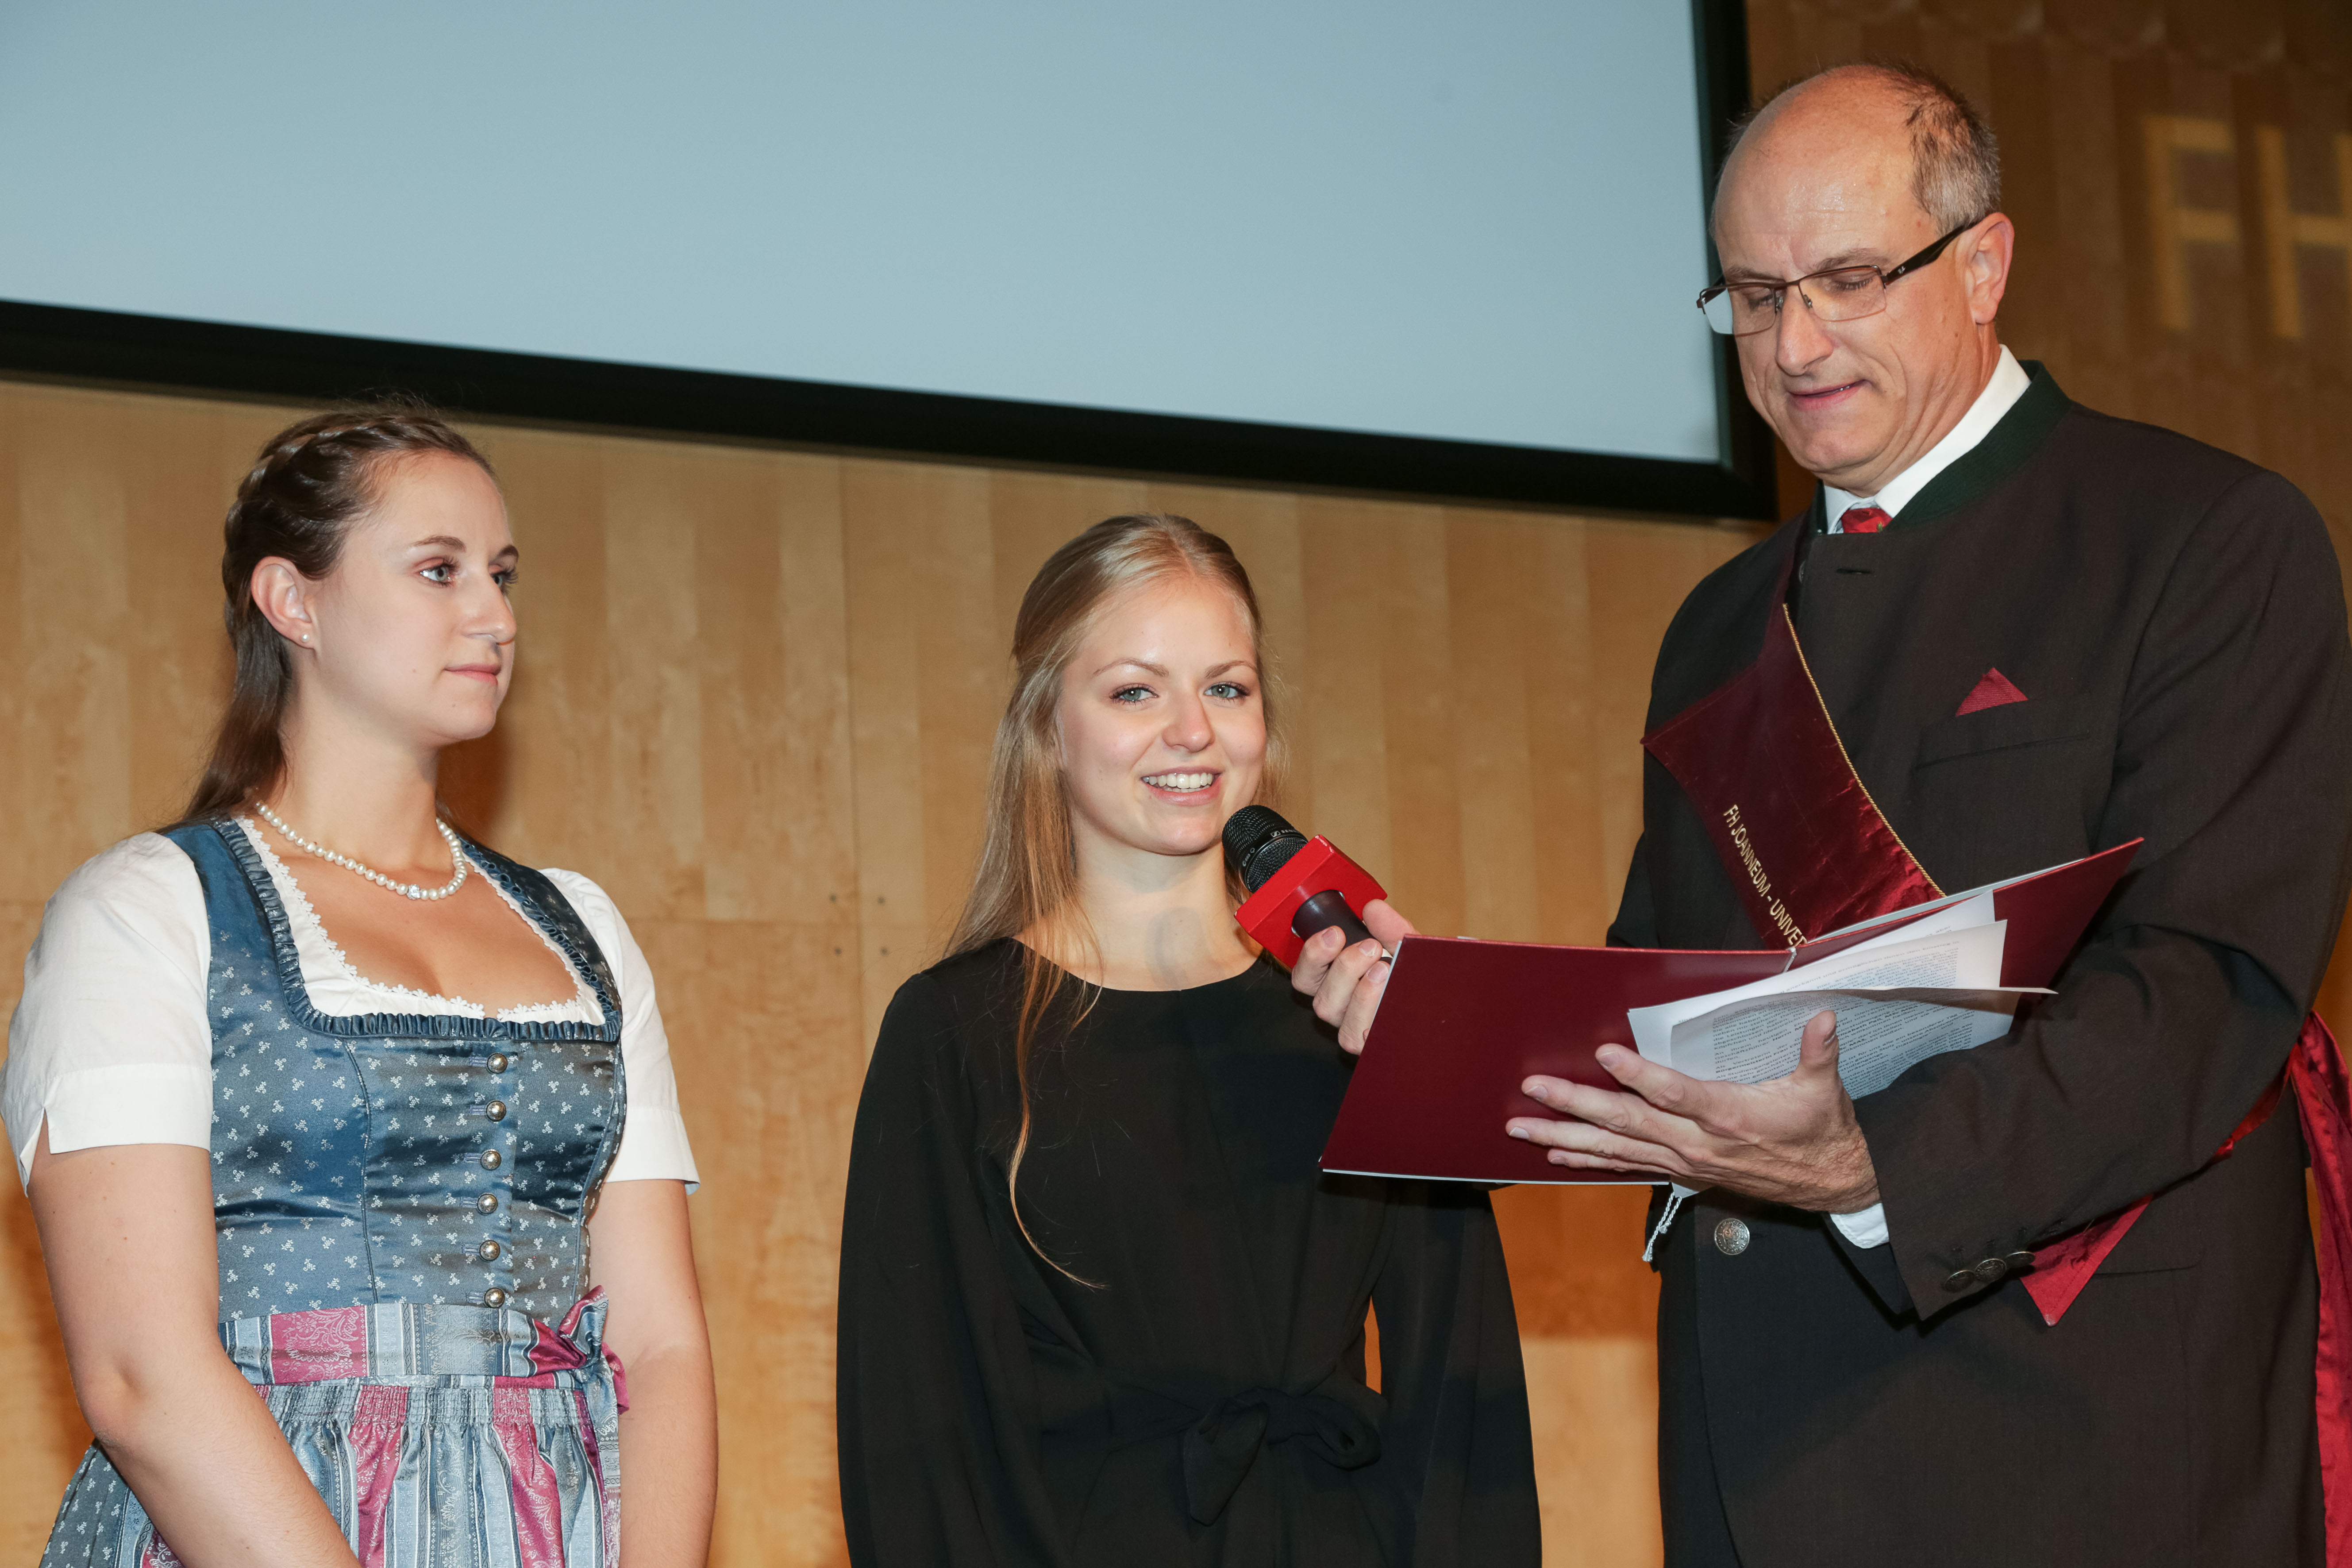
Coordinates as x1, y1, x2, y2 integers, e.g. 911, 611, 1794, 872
1319, 840, 2140, 1184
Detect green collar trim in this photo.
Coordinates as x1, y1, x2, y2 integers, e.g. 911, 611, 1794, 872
1809, 360, 2071, 533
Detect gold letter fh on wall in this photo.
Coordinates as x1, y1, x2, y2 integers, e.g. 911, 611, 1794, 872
2256, 128, 2352, 341
2144, 115, 2239, 331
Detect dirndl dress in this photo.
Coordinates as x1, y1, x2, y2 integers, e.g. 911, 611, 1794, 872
32, 819, 638, 1568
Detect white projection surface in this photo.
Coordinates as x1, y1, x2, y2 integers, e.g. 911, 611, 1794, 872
0, 2, 1722, 462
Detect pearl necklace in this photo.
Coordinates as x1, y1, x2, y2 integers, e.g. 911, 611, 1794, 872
254, 802, 469, 902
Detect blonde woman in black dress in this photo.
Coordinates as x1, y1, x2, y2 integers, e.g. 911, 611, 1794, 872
837, 514, 1538, 1565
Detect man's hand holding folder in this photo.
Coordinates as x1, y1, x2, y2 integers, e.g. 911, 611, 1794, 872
1518, 1010, 1880, 1210
1293, 840, 2140, 1206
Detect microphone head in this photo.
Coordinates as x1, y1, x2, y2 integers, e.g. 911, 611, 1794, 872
1223, 804, 1310, 894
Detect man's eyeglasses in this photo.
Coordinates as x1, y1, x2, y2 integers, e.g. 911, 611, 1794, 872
1696, 220, 1982, 338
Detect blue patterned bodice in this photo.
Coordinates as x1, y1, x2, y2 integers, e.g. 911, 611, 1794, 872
167, 821, 627, 1323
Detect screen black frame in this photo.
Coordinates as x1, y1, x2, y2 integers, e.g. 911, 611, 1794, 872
0, 0, 1773, 521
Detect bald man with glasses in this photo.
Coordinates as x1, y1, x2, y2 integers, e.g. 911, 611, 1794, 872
1297, 60, 2352, 1568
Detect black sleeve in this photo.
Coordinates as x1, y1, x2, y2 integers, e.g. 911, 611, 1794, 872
1367, 1184, 1542, 1566
836, 975, 1073, 1568
1859, 472, 2352, 1313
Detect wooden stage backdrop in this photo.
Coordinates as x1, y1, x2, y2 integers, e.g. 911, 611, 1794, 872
9, 3, 2352, 1563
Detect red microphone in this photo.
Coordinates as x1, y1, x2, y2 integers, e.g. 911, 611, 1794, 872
1223, 805, 1388, 968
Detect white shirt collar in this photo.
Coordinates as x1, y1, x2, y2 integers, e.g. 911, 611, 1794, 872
1822, 345, 2031, 531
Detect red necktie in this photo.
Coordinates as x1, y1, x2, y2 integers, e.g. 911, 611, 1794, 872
1839, 504, 1891, 535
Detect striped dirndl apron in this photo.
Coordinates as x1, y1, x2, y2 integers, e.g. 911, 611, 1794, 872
38, 1291, 624, 1568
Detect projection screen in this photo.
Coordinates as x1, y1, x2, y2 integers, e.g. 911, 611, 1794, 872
0, 0, 1766, 515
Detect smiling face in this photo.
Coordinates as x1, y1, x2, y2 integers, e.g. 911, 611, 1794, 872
1713, 73, 2011, 496
1054, 574, 1267, 873
268, 451, 519, 753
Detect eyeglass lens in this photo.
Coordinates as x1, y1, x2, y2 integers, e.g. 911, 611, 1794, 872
1701, 268, 1890, 337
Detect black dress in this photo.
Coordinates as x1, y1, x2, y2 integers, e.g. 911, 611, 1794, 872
836, 939, 1540, 1567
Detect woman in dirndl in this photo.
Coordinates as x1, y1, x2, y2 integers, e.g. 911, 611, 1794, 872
3, 405, 716, 1567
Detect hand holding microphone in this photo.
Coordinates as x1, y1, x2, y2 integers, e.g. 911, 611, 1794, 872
1222, 805, 1417, 1054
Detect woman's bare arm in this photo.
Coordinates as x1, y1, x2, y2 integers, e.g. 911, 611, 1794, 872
589, 1178, 716, 1567
28, 1131, 358, 1567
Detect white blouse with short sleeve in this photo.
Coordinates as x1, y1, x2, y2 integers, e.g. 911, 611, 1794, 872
2, 823, 701, 1192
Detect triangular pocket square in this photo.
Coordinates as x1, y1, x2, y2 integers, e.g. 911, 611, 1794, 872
1957, 668, 2029, 716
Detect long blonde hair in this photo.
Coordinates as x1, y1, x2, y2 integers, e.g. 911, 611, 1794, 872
947, 514, 1288, 1275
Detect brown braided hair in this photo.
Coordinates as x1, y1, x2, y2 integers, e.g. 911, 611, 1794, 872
178, 400, 495, 823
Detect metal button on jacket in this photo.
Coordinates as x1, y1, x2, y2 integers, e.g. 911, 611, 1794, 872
480, 1149, 502, 1171
478, 1239, 503, 1262
1713, 1217, 1751, 1256
1971, 1256, 2009, 1283
487, 1052, 510, 1075
1944, 1269, 1978, 1292
476, 1193, 499, 1214
482, 1287, 509, 1309
2004, 1250, 2036, 1271
485, 1100, 508, 1122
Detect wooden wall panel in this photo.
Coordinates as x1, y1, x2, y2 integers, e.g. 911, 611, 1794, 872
1522, 1338, 1663, 1568
1446, 516, 1549, 944
19, 396, 135, 882
1294, 502, 1404, 887
840, 460, 998, 1037
599, 444, 718, 920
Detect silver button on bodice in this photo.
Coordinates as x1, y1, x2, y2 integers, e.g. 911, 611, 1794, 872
486, 1100, 508, 1122
483, 1287, 508, 1308
487, 1052, 510, 1074
1713, 1217, 1751, 1256
478, 1239, 502, 1261
480, 1149, 502, 1171
476, 1193, 498, 1214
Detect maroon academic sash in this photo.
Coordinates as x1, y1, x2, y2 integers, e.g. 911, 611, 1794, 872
1643, 585, 2352, 1561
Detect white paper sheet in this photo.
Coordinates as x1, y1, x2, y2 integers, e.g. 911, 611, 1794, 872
1666, 986, 2029, 1097
1801, 888, 1998, 958
1626, 923, 2048, 1098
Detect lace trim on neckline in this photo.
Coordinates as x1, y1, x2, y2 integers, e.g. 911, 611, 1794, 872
236, 817, 601, 1024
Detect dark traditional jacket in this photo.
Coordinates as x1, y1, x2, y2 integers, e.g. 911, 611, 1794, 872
1617, 365, 2352, 1567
